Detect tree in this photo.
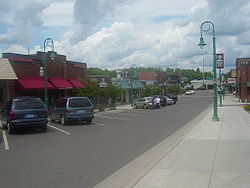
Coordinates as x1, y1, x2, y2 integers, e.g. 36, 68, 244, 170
167, 85, 180, 94
74, 78, 100, 101
143, 85, 162, 96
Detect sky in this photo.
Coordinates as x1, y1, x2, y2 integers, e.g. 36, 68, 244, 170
1, 0, 250, 72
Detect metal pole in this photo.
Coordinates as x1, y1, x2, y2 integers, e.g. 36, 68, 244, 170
202, 57, 205, 87
43, 38, 55, 109
212, 34, 219, 120
219, 68, 222, 106
43, 55, 49, 109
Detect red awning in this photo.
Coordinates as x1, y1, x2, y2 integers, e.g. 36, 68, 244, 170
18, 76, 55, 90
49, 77, 73, 89
68, 78, 85, 88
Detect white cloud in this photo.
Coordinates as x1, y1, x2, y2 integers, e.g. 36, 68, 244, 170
2, 0, 250, 71
42, 1, 74, 27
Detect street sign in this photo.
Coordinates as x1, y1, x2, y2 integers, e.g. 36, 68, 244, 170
216, 53, 224, 69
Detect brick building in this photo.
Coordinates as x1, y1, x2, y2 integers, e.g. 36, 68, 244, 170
236, 58, 250, 102
137, 71, 166, 86
1, 52, 86, 107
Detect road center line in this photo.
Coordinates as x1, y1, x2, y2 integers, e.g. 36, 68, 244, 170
2, 130, 10, 150
48, 124, 71, 135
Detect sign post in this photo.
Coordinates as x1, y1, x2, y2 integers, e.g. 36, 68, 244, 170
216, 53, 224, 106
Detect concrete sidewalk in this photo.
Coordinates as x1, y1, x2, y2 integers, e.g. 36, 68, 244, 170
133, 95, 250, 188
94, 95, 250, 188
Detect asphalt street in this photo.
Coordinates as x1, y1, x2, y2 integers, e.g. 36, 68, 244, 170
0, 91, 212, 188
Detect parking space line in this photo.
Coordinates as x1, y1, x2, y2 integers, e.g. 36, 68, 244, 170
48, 124, 71, 135
95, 114, 129, 121
95, 122, 106, 127
2, 130, 10, 150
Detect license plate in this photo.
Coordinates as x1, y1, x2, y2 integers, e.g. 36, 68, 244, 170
26, 114, 34, 118
77, 110, 86, 113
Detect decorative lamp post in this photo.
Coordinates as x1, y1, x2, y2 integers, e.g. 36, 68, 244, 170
43, 38, 56, 109
198, 21, 219, 120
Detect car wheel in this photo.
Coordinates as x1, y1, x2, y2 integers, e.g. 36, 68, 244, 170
41, 124, 47, 132
48, 115, 53, 123
61, 115, 66, 125
7, 122, 13, 134
134, 104, 138, 109
143, 104, 147, 109
86, 119, 92, 125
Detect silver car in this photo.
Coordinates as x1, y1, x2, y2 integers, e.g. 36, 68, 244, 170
49, 97, 94, 125
134, 97, 153, 109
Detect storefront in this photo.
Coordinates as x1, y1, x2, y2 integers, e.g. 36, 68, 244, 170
236, 58, 250, 102
2, 52, 86, 107
0, 58, 18, 108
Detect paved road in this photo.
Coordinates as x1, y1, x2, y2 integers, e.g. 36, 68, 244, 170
0, 91, 212, 188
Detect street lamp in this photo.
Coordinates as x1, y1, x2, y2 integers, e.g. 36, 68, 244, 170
43, 38, 56, 109
198, 21, 219, 120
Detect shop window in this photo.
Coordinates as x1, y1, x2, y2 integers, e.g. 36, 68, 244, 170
0, 88, 3, 103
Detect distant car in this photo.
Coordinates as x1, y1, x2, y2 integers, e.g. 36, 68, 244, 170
196, 86, 206, 90
185, 91, 192, 95
49, 97, 94, 125
134, 97, 153, 109
164, 96, 175, 105
1, 97, 48, 134
190, 90, 195, 94
165, 93, 178, 104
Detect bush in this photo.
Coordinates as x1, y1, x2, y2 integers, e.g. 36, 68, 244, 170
245, 104, 250, 111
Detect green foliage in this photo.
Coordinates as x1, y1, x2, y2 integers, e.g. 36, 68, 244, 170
244, 104, 250, 111
143, 85, 162, 96
167, 85, 180, 94
103, 85, 123, 98
88, 67, 116, 78
74, 78, 123, 103
74, 78, 100, 100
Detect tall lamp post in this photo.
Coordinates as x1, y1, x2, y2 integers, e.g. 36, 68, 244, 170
198, 21, 219, 120
43, 38, 56, 109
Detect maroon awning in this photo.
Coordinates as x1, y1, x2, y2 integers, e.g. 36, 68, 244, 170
68, 78, 85, 88
49, 77, 73, 89
18, 76, 55, 90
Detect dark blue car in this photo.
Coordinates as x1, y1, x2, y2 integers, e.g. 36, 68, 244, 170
1, 97, 48, 134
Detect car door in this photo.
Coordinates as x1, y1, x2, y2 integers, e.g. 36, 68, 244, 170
51, 99, 66, 122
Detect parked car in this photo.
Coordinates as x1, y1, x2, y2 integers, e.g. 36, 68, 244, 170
165, 93, 178, 104
185, 90, 192, 95
164, 96, 175, 105
49, 97, 94, 125
190, 90, 195, 94
159, 95, 167, 107
1, 97, 48, 134
134, 97, 153, 109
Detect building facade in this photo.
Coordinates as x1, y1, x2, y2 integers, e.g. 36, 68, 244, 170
0, 58, 18, 108
236, 58, 250, 102
137, 71, 166, 86
2, 52, 86, 107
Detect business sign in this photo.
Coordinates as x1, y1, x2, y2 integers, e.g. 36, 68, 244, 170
227, 77, 236, 84
216, 53, 224, 69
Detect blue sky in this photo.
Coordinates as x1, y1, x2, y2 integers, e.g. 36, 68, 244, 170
1, 0, 250, 72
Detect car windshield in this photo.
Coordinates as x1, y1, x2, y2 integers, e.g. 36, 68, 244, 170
69, 98, 92, 108
13, 99, 45, 110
